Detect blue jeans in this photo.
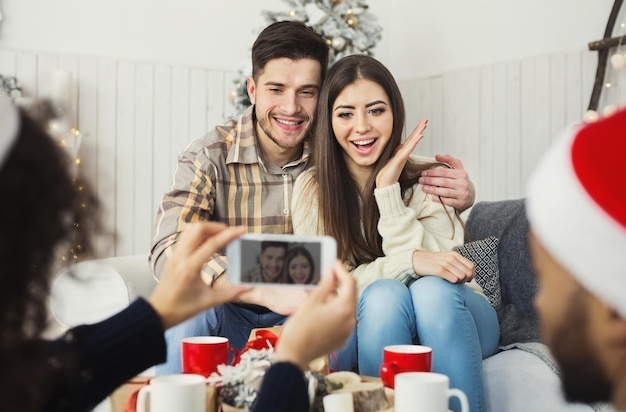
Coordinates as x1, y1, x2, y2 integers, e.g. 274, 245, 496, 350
410, 277, 499, 412
155, 303, 287, 374
337, 278, 499, 412
331, 279, 416, 373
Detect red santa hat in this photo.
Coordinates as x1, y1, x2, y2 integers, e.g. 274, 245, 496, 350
527, 107, 626, 317
0, 92, 19, 169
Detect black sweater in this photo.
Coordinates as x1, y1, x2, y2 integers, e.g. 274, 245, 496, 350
44, 298, 166, 412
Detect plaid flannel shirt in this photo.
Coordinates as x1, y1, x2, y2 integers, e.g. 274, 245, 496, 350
150, 106, 310, 282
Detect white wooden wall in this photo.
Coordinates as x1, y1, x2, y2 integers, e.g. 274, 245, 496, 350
0, 49, 236, 258
0, 48, 607, 258
399, 50, 601, 203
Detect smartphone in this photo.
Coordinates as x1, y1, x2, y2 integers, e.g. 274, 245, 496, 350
226, 233, 337, 287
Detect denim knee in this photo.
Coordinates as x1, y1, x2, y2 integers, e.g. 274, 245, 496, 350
409, 277, 472, 335
358, 279, 413, 319
356, 279, 416, 376
331, 327, 358, 372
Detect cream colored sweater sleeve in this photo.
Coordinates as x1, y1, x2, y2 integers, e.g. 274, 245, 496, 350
292, 168, 477, 297
291, 170, 321, 236
348, 181, 465, 295
292, 172, 419, 295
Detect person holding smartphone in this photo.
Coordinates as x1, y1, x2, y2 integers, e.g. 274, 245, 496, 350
0, 90, 356, 412
0, 93, 251, 412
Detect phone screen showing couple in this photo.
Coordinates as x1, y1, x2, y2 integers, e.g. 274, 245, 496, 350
227, 234, 336, 287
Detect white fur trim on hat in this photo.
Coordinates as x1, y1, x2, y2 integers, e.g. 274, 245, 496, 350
0, 92, 19, 169
526, 110, 626, 317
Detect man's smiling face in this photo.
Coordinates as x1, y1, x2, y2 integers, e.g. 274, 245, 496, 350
259, 246, 287, 282
248, 57, 322, 164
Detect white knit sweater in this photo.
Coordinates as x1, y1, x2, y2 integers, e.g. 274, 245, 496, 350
291, 161, 484, 298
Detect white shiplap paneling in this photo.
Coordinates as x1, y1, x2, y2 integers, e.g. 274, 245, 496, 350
404, 49, 596, 203
1, 48, 599, 258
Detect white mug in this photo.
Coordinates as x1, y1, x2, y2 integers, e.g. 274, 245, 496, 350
323, 392, 354, 412
394, 372, 469, 412
136, 374, 206, 412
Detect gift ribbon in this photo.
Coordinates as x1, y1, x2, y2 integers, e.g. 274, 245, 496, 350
123, 378, 151, 412
232, 329, 279, 365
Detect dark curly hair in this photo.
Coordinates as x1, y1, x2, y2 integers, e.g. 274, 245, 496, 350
0, 108, 98, 411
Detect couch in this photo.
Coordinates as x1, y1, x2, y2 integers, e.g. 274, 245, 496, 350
48, 199, 608, 412
467, 199, 608, 412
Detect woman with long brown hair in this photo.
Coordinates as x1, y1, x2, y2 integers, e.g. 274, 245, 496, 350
292, 54, 499, 412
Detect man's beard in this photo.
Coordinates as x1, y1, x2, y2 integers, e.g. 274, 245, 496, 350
258, 115, 308, 150
548, 292, 611, 404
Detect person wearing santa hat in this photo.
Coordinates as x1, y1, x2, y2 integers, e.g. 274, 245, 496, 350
527, 108, 626, 411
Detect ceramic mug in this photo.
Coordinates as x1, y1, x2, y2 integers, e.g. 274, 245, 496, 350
379, 344, 432, 389
322, 392, 354, 412
182, 336, 234, 377
394, 372, 469, 412
136, 374, 206, 412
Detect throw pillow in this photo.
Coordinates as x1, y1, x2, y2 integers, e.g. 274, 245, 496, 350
454, 236, 501, 309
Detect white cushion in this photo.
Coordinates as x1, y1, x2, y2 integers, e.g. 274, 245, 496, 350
49, 254, 154, 328
50, 262, 131, 327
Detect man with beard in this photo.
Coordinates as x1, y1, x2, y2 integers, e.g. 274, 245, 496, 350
527, 108, 626, 410
244, 241, 288, 284
150, 20, 477, 374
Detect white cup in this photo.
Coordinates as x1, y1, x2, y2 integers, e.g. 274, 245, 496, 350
394, 372, 469, 412
322, 392, 354, 412
136, 374, 206, 412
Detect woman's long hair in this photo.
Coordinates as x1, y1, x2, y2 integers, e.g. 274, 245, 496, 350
0, 108, 99, 411
306, 55, 452, 266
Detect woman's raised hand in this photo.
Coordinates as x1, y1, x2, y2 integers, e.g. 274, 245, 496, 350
375, 118, 428, 188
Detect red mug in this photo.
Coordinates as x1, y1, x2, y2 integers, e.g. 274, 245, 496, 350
379, 344, 432, 389
181, 336, 235, 377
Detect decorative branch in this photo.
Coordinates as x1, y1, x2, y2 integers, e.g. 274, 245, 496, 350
587, 0, 624, 111
589, 34, 626, 51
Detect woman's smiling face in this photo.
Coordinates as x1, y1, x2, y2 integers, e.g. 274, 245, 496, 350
288, 254, 313, 284
331, 78, 393, 176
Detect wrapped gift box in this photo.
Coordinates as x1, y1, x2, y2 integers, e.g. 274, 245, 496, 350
246, 326, 329, 374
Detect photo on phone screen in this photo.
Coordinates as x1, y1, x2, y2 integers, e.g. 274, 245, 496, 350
226, 234, 336, 287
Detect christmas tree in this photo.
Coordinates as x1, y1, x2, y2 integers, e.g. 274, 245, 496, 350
230, 0, 383, 113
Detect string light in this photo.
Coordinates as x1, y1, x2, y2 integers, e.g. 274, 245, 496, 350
47, 119, 87, 265
602, 20, 626, 118
586, 19, 626, 122
58, 130, 87, 265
